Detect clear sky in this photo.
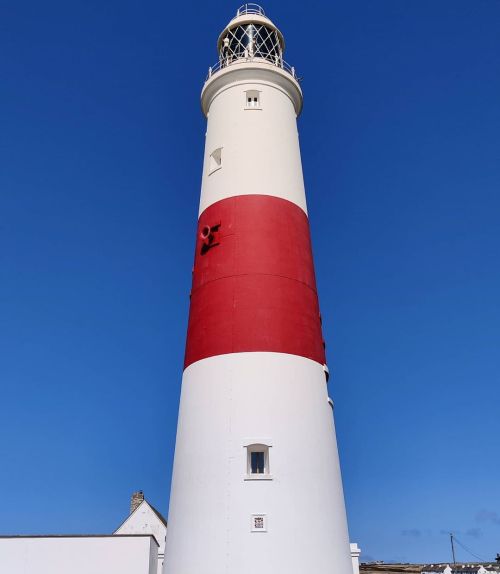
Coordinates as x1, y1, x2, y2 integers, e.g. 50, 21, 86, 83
1, 0, 499, 564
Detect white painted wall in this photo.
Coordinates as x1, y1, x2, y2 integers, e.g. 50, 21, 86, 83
115, 501, 166, 574
351, 542, 361, 574
422, 567, 453, 574
0, 535, 157, 574
199, 63, 306, 215
164, 352, 353, 574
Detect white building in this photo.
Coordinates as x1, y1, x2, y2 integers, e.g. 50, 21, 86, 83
0, 491, 360, 574
0, 533, 158, 574
0, 492, 166, 574
115, 491, 167, 574
422, 565, 500, 574
351, 542, 362, 574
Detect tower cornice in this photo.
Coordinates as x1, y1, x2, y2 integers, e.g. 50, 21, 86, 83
201, 62, 303, 117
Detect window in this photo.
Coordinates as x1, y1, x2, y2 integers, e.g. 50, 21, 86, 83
245, 443, 271, 479
251, 451, 265, 474
245, 90, 260, 109
323, 363, 330, 382
209, 147, 222, 174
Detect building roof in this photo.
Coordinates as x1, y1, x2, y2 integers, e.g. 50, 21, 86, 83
149, 505, 168, 528
113, 498, 167, 538
0, 534, 159, 547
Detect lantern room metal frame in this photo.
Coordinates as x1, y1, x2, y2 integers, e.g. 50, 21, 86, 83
207, 4, 297, 79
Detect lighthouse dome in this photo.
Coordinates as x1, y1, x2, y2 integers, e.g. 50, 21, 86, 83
210, 4, 296, 78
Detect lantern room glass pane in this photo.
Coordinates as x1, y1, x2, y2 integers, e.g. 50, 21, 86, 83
220, 24, 282, 66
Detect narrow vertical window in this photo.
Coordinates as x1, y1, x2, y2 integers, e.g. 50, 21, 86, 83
245, 444, 271, 478
209, 147, 222, 174
245, 90, 260, 109
251, 451, 265, 474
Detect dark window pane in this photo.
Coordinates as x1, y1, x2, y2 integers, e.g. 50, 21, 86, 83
251, 451, 265, 474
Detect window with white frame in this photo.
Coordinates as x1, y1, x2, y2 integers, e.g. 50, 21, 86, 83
245, 444, 270, 478
209, 147, 222, 174
245, 90, 260, 108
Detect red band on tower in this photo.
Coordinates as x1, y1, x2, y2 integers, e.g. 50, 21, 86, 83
184, 195, 326, 368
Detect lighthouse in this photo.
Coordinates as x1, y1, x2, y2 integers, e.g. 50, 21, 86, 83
163, 5, 353, 573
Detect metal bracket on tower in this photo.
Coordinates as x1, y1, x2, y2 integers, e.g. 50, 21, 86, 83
200, 221, 221, 254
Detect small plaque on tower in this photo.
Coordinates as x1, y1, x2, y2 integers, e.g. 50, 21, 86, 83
251, 514, 267, 532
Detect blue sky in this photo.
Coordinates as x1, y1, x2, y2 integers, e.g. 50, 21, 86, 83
1, 0, 499, 564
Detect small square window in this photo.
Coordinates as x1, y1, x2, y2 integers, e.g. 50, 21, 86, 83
209, 147, 222, 174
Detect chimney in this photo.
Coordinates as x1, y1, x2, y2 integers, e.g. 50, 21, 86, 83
130, 490, 144, 514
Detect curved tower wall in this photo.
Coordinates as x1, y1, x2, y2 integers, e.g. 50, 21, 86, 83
164, 8, 352, 574
199, 65, 306, 215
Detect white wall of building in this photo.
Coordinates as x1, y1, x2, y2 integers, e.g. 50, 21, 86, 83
115, 501, 167, 574
351, 542, 361, 574
0, 534, 157, 574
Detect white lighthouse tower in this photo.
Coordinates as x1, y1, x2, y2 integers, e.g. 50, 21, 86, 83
163, 5, 353, 573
